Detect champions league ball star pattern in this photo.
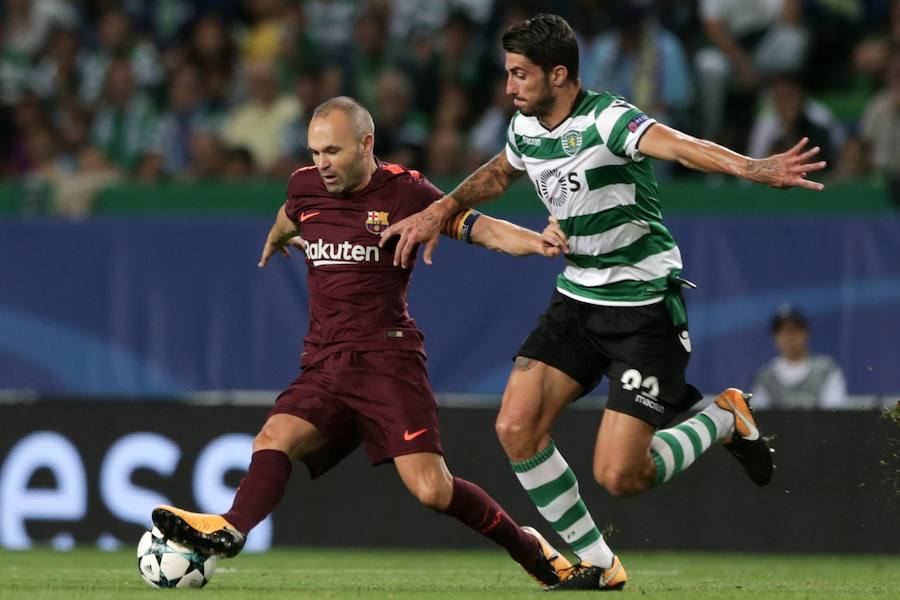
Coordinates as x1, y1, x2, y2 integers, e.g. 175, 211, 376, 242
137, 527, 218, 588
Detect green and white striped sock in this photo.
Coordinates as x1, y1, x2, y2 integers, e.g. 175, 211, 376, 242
511, 440, 614, 568
650, 403, 733, 485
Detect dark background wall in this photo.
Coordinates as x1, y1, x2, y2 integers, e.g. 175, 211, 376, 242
1, 403, 896, 554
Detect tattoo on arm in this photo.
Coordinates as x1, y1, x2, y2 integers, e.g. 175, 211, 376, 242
449, 154, 524, 210
744, 157, 777, 185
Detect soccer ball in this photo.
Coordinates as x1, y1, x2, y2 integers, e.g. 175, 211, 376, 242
136, 527, 218, 588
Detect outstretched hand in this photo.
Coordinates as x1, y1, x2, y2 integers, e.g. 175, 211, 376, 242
258, 235, 304, 268
748, 137, 827, 191
379, 202, 450, 268
539, 216, 569, 257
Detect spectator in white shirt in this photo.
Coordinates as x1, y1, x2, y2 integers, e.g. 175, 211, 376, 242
753, 306, 848, 410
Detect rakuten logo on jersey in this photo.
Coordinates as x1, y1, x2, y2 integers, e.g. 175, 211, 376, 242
302, 238, 380, 266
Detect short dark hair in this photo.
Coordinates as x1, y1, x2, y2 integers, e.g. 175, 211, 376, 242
502, 13, 579, 82
770, 305, 809, 333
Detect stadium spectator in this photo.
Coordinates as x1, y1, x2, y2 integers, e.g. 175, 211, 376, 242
184, 130, 226, 181
5, 93, 43, 175
54, 103, 93, 170
437, 10, 490, 96
78, 9, 163, 106
581, 0, 695, 132
802, 0, 867, 94
432, 81, 473, 131
859, 44, 900, 204
394, 25, 440, 117
151, 96, 573, 590
0, 0, 894, 191
151, 62, 219, 178
747, 72, 845, 171
372, 68, 428, 168
237, 0, 291, 66
119, 0, 208, 51
695, 0, 809, 146
220, 61, 300, 174
849, 0, 900, 89
21, 124, 65, 187
29, 26, 82, 105
385, 0, 494, 46
467, 72, 515, 171
1, 0, 78, 64
271, 67, 323, 177
221, 145, 257, 180
341, 10, 397, 112
90, 57, 159, 173
50, 146, 121, 218
406, 9, 491, 118
183, 14, 237, 113
272, 2, 321, 91
426, 125, 467, 179
752, 305, 848, 409
303, 0, 360, 55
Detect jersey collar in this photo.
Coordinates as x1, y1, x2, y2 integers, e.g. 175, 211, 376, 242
539, 88, 588, 132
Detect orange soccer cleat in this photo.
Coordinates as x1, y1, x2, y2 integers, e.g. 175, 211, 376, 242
152, 505, 246, 558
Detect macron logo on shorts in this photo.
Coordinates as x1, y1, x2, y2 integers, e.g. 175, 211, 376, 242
403, 428, 427, 441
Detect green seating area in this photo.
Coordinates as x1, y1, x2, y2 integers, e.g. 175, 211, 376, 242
0, 177, 894, 217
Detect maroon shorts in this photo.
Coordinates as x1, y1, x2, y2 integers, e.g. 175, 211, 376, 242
269, 350, 443, 478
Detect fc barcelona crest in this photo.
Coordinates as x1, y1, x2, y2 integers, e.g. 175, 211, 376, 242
561, 130, 582, 156
365, 210, 390, 234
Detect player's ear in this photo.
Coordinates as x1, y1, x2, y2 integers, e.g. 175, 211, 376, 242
549, 65, 568, 87
361, 132, 374, 157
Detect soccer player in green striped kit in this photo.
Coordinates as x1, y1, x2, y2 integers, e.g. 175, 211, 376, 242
381, 13, 826, 592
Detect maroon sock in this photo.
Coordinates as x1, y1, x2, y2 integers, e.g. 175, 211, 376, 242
444, 477, 539, 571
221, 449, 292, 534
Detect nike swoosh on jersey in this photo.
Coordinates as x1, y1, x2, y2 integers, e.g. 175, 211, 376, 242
403, 428, 428, 441
300, 211, 320, 222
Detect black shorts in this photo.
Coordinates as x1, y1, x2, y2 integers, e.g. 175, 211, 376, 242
516, 290, 702, 428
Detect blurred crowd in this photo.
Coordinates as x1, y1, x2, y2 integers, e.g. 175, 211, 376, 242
2, 0, 900, 216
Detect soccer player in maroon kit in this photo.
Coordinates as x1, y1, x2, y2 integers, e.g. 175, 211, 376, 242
152, 96, 575, 588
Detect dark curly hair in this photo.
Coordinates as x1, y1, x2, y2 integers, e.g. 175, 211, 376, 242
502, 13, 579, 82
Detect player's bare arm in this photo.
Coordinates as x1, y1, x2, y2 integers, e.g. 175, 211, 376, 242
638, 123, 827, 191
258, 204, 301, 268
444, 150, 525, 213
379, 151, 524, 268
445, 211, 568, 257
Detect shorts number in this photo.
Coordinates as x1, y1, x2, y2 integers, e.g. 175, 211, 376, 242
620, 369, 659, 397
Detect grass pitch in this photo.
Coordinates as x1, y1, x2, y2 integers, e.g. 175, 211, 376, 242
1, 548, 898, 599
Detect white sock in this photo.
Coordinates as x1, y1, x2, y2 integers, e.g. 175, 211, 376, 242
698, 402, 735, 441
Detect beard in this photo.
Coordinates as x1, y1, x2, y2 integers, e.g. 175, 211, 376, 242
518, 82, 555, 119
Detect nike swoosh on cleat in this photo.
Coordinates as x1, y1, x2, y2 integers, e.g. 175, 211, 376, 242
727, 398, 760, 441
601, 562, 621, 586
300, 211, 320, 222
403, 428, 427, 441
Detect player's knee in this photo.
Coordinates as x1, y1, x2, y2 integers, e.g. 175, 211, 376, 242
494, 417, 538, 460
411, 479, 452, 511
493, 417, 520, 448
596, 468, 646, 497
253, 422, 288, 453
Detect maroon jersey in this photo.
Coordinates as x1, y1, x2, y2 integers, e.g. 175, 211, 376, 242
284, 161, 442, 367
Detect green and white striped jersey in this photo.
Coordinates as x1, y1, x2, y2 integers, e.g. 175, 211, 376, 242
505, 89, 682, 306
